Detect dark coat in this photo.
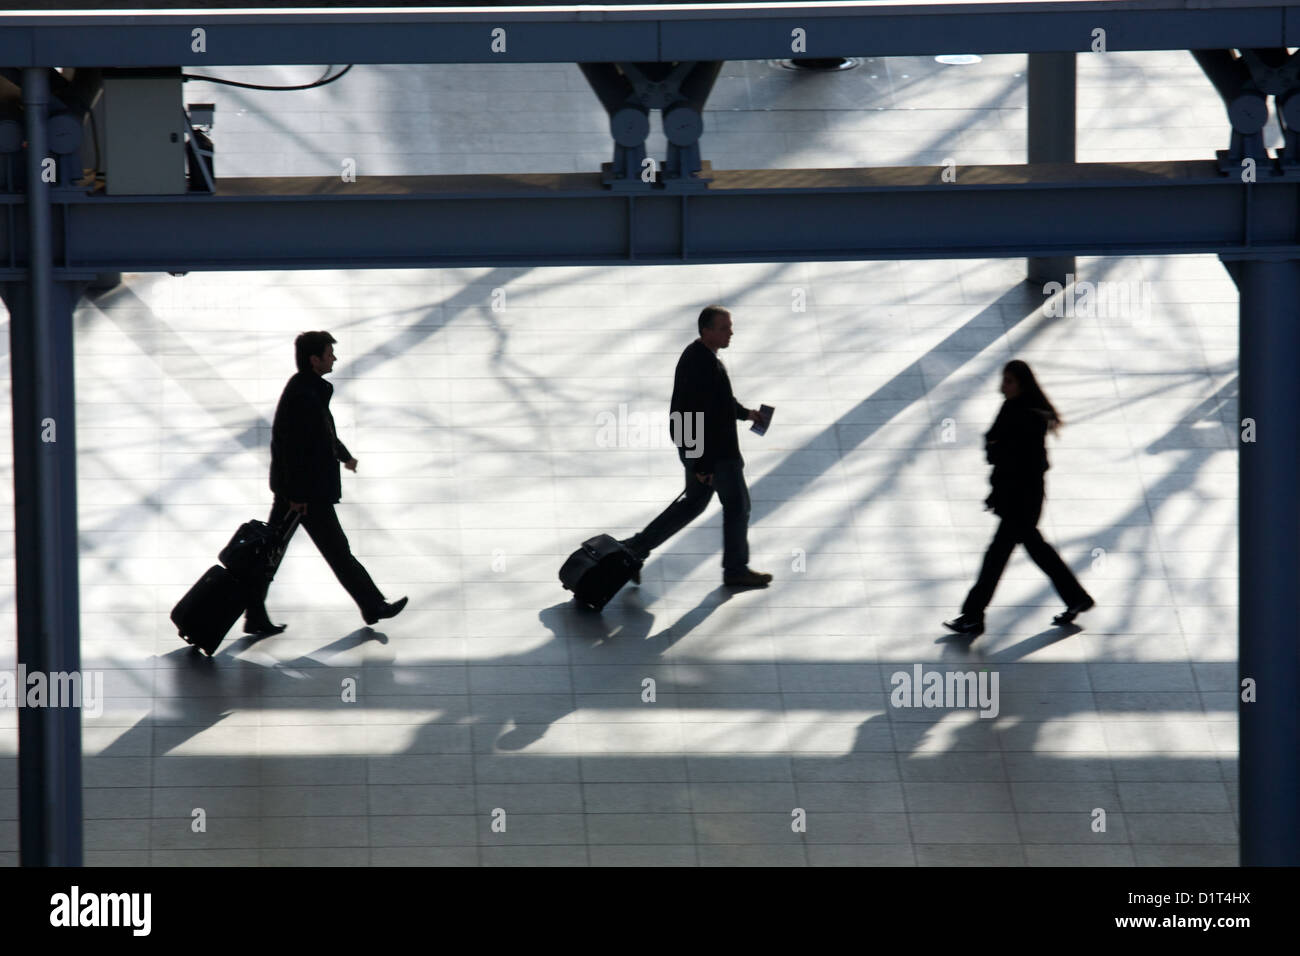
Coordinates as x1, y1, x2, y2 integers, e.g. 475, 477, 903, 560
984, 397, 1051, 521
269, 371, 353, 504
669, 339, 749, 474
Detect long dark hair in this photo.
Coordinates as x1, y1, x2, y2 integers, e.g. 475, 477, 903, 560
1005, 360, 1062, 433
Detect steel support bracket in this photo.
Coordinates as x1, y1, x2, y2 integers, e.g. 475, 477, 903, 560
1194, 48, 1300, 178
579, 61, 722, 192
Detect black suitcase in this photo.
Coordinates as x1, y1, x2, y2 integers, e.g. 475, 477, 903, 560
171, 565, 246, 656
559, 534, 643, 611
173, 512, 300, 655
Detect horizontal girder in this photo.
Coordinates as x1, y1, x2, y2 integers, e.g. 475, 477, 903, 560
0, 2, 1295, 65
0, 161, 1293, 273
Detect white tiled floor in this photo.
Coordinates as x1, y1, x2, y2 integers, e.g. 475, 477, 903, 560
0, 51, 1242, 864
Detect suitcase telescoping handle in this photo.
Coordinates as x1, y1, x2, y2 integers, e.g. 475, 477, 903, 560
262, 509, 302, 580
279, 509, 301, 540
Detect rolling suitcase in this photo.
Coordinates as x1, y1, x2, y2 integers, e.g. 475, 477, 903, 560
171, 565, 246, 656
559, 533, 643, 611
172, 512, 300, 655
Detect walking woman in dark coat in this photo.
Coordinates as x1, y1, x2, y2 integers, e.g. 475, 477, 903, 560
944, 360, 1094, 637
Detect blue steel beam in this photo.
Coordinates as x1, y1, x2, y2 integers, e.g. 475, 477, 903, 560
2, 67, 85, 868
0, 161, 1294, 273
0, 2, 1295, 65
1233, 253, 1300, 867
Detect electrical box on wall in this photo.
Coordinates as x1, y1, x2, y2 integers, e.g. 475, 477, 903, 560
102, 67, 186, 195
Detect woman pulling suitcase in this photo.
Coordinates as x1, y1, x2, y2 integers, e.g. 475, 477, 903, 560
944, 360, 1094, 638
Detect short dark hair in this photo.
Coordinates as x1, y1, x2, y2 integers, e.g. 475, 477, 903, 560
698, 305, 730, 336
295, 331, 337, 373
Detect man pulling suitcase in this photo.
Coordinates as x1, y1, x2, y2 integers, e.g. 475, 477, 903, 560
559, 305, 772, 611
619, 305, 772, 589
243, 331, 408, 634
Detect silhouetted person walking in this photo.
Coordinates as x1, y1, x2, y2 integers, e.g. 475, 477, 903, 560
620, 305, 772, 588
243, 331, 408, 635
944, 360, 1093, 637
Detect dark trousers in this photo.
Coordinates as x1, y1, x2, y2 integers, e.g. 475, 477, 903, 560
625, 456, 750, 573
245, 497, 385, 623
961, 494, 1089, 616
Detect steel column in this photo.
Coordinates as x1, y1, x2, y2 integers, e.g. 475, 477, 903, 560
1233, 253, 1300, 866
1027, 51, 1076, 286
3, 67, 84, 867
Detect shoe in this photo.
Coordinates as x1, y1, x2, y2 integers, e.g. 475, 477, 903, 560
1052, 596, 1095, 626
364, 596, 408, 627
243, 619, 287, 637
724, 568, 773, 588
942, 613, 984, 636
